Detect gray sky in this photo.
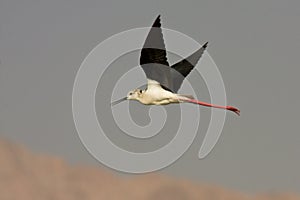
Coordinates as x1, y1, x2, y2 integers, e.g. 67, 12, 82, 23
1, 0, 300, 194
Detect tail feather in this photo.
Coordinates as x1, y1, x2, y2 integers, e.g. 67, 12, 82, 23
179, 94, 195, 99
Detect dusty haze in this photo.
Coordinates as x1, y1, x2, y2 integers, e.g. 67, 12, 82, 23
0, 139, 299, 200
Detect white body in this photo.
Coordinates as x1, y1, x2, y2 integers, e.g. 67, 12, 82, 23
114, 80, 240, 115
127, 80, 189, 105
141, 81, 178, 105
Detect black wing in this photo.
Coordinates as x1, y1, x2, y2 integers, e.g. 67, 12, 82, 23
140, 15, 173, 91
171, 42, 208, 92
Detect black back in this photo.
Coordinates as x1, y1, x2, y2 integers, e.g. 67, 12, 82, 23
140, 16, 208, 92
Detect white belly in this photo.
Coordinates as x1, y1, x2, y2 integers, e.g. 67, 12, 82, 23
140, 84, 179, 105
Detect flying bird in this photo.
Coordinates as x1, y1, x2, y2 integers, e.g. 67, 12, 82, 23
112, 15, 240, 116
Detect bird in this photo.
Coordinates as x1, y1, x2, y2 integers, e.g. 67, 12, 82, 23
111, 15, 240, 116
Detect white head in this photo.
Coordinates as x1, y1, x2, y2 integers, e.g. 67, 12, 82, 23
111, 89, 144, 106
127, 89, 143, 100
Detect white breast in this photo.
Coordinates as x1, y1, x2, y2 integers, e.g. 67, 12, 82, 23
140, 79, 178, 105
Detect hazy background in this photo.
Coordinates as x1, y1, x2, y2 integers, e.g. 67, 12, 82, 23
0, 0, 299, 194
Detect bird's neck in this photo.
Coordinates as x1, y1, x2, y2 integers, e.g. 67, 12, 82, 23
136, 91, 151, 105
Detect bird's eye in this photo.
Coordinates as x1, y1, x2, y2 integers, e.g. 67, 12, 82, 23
139, 90, 142, 93
129, 92, 133, 95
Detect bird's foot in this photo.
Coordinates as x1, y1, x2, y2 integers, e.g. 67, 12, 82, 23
226, 106, 240, 116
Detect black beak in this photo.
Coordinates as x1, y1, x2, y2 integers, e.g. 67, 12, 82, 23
111, 97, 127, 106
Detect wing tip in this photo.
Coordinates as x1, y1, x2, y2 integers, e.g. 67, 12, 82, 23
203, 41, 208, 49
153, 15, 162, 27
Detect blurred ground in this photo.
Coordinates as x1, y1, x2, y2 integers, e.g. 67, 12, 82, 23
0, 138, 299, 200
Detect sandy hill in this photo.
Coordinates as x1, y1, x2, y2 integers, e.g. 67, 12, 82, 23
0, 139, 298, 200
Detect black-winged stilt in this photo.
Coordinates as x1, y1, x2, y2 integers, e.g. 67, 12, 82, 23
112, 15, 240, 116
